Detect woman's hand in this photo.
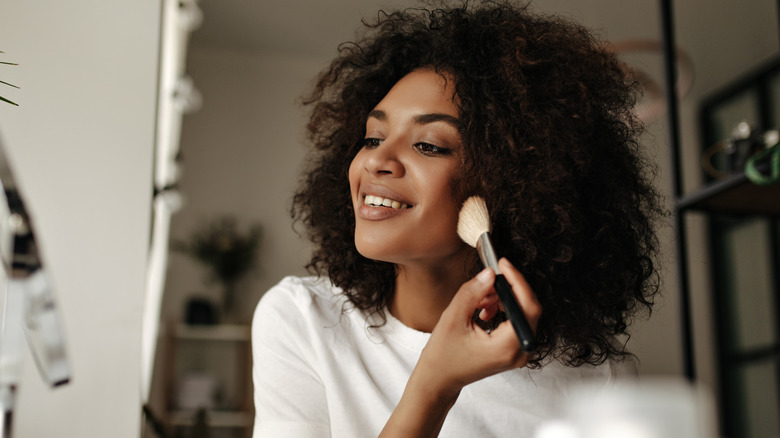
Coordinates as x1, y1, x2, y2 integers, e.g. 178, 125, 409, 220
418, 257, 542, 395
379, 258, 541, 438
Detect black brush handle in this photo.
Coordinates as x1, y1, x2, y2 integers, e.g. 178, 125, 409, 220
494, 274, 536, 352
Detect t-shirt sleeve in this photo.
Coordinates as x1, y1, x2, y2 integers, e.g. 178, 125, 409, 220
251, 278, 331, 437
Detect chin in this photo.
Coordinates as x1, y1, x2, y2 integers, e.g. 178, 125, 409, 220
354, 242, 394, 264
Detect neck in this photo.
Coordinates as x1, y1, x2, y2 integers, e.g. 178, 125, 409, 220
389, 250, 472, 333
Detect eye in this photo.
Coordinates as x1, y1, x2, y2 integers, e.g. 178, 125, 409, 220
414, 142, 452, 156
361, 138, 383, 149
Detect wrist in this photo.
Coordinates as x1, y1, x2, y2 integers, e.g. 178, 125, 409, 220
381, 373, 461, 438
406, 365, 462, 410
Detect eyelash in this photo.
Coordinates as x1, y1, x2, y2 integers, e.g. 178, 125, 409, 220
361, 138, 382, 149
415, 142, 452, 156
360, 138, 452, 156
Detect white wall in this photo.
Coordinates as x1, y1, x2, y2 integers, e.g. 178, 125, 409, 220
0, 1, 159, 437
163, 46, 317, 325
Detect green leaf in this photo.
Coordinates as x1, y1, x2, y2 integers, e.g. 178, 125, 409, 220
1, 51, 19, 105
0, 80, 19, 89
0, 95, 18, 106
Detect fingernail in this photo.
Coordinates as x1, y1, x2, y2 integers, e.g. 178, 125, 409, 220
477, 268, 492, 284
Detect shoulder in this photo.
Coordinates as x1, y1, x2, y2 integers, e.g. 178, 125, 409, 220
252, 276, 347, 336
256, 275, 346, 313
257, 275, 342, 309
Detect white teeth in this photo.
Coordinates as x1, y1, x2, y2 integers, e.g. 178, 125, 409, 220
364, 195, 409, 209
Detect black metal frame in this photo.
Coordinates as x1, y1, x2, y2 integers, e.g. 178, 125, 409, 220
660, 0, 695, 380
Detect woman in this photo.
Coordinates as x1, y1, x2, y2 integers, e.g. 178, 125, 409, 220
252, 2, 664, 437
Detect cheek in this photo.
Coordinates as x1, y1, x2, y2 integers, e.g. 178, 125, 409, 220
347, 153, 363, 200
440, 172, 467, 237
420, 169, 465, 241
424, 165, 462, 209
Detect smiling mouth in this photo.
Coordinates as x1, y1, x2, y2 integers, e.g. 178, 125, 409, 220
363, 195, 411, 210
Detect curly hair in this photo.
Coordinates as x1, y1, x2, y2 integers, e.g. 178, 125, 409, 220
291, 0, 665, 367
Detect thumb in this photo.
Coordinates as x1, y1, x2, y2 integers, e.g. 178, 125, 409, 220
446, 268, 495, 317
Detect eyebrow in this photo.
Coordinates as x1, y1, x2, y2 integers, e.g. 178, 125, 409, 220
368, 109, 461, 129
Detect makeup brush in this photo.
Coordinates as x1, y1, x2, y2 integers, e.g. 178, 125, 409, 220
457, 196, 536, 352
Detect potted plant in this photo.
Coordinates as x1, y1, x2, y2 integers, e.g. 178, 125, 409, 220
173, 216, 261, 323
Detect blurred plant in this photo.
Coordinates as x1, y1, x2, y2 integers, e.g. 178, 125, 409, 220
1, 51, 19, 106
173, 216, 261, 316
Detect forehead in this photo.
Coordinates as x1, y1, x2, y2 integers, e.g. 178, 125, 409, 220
374, 69, 459, 116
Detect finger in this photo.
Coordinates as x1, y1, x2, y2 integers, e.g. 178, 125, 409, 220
478, 302, 500, 321
446, 267, 495, 317
498, 258, 542, 327
476, 292, 499, 309
477, 291, 500, 321
476, 318, 531, 368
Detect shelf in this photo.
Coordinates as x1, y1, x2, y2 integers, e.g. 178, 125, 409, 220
169, 409, 253, 428
173, 323, 251, 341
677, 169, 780, 216
162, 322, 254, 437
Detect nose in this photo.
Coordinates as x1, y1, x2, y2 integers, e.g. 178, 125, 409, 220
364, 140, 405, 177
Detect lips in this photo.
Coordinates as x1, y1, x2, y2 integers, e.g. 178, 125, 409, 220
356, 184, 414, 220
363, 194, 410, 210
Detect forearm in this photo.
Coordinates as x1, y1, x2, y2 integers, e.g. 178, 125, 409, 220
379, 368, 461, 438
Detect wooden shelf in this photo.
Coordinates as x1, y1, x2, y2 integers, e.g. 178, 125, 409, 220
169, 409, 253, 428
172, 323, 250, 341
677, 169, 780, 217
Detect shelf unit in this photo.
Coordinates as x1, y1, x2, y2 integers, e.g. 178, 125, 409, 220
662, 1, 780, 436
696, 56, 780, 437
161, 323, 254, 438
677, 164, 780, 216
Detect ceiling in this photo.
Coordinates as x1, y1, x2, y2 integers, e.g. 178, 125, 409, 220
187, 0, 779, 116
189, 0, 664, 58
187, 0, 672, 123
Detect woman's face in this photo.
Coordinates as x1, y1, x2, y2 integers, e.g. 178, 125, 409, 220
348, 69, 469, 268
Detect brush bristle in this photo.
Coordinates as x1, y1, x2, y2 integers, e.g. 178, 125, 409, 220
457, 196, 491, 247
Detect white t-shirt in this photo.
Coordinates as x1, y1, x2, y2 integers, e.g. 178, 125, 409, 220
252, 276, 635, 437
